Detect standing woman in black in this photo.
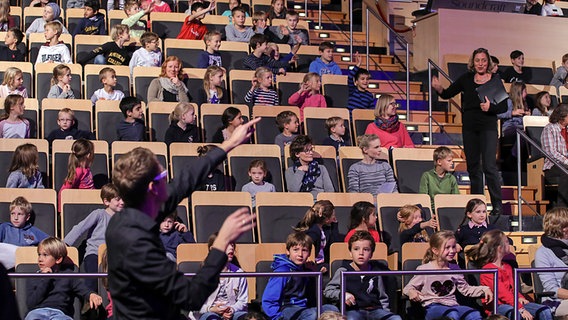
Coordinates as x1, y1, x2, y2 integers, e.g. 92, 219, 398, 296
431, 48, 508, 216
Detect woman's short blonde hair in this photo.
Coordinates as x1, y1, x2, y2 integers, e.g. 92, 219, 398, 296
373, 94, 394, 119
543, 207, 568, 239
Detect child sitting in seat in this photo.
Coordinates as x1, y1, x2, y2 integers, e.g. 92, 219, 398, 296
46, 108, 94, 144
322, 117, 349, 155
91, 67, 126, 106
164, 102, 201, 145
117, 96, 146, 141
177, 1, 216, 40
78, 24, 137, 66
0, 27, 25, 62
0, 196, 48, 269
197, 31, 223, 68
71, 0, 107, 35
159, 211, 195, 262
196, 145, 227, 191
324, 230, 401, 320
26, 3, 69, 36
274, 110, 299, 156
25, 237, 103, 319
35, 21, 72, 64
7, 144, 44, 188
241, 159, 276, 207
64, 184, 123, 291
225, 7, 255, 42
128, 31, 162, 77
398, 204, 437, 246
0, 94, 31, 138
192, 232, 248, 320
47, 64, 75, 99
0, 67, 27, 98
121, 0, 153, 38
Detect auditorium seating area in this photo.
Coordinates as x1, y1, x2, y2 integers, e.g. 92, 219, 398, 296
4, 0, 568, 319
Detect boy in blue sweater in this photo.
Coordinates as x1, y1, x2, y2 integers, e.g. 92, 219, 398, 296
348, 53, 375, 112
309, 42, 341, 76
64, 184, 124, 291
0, 196, 49, 247
117, 96, 146, 141
72, 0, 107, 36
159, 211, 195, 262
26, 237, 103, 320
262, 232, 338, 320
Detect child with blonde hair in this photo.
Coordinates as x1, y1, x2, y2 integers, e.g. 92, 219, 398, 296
35, 21, 72, 64
0, 196, 48, 246
164, 102, 200, 145
26, 237, 103, 319
46, 108, 94, 144
288, 72, 327, 122
91, 67, 125, 106
499, 81, 531, 137
0, 67, 26, 97
0, 94, 30, 138
467, 229, 553, 320
197, 31, 223, 68
245, 67, 279, 106
78, 24, 136, 66
403, 230, 493, 320
7, 143, 44, 188
196, 66, 229, 105
121, 0, 153, 38
347, 134, 396, 195
398, 204, 437, 246
47, 64, 74, 99
322, 116, 349, 155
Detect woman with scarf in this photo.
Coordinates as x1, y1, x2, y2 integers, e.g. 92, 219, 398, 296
285, 135, 335, 200
147, 56, 190, 103
535, 207, 568, 317
364, 94, 414, 149
431, 48, 508, 216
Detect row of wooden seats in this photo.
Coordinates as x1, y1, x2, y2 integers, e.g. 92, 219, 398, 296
0, 135, 466, 194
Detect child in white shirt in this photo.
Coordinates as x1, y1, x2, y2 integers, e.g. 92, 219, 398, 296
91, 67, 125, 106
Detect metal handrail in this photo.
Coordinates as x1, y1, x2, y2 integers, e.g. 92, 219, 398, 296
427, 59, 460, 145
362, 7, 410, 121
339, 269, 498, 315
515, 128, 568, 229
9, 268, 502, 316
513, 267, 568, 320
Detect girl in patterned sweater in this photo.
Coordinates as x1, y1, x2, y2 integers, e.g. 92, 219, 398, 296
245, 67, 279, 107
403, 230, 493, 320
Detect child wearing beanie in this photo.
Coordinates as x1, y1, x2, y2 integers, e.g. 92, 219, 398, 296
26, 3, 70, 35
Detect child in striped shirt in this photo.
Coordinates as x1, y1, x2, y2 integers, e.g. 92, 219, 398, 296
245, 66, 279, 106
348, 53, 375, 112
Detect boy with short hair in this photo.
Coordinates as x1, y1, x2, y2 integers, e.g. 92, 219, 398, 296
128, 31, 162, 77
0, 27, 25, 62
262, 232, 338, 320
72, 0, 107, 36
0, 196, 49, 246
322, 116, 349, 154
225, 7, 255, 42
309, 41, 341, 76
46, 108, 95, 144
159, 212, 195, 262
91, 67, 126, 106
243, 34, 289, 75
252, 11, 267, 34
274, 110, 299, 156
121, 0, 153, 38
177, 1, 215, 40
77, 24, 136, 66
36, 21, 72, 64
347, 53, 375, 112
117, 96, 146, 141
64, 183, 124, 291
324, 231, 400, 320
419, 146, 459, 210
551, 53, 568, 92
266, 10, 308, 46
25, 237, 103, 319
503, 50, 530, 83
197, 30, 223, 68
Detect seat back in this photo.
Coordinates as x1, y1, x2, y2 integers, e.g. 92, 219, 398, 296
132, 66, 161, 103
60, 189, 104, 242
229, 70, 256, 105
317, 192, 374, 237
303, 107, 351, 145
434, 194, 487, 232
0, 188, 57, 236
391, 148, 436, 193
351, 109, 375, 141
256, 192, 313, 243
252, 105, 300, 144
111, 141, 168, 174
52, 140, 109, 191
322, 74, 348, 108
192, 191, 253, 243
227, 144, 283, 191
0, 138, 48, 188
150, 12, 186, 39
377, 193, 432, 255
275, 73, 305, 106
